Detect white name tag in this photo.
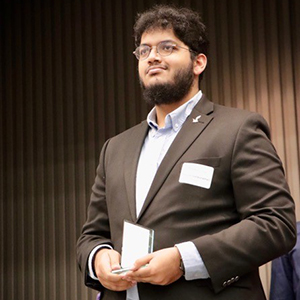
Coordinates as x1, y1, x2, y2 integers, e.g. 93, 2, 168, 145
179, 162, 214, 189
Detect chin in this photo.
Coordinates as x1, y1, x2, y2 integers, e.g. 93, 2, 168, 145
145, 77, 170, 87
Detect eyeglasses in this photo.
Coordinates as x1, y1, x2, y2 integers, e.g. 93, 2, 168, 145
133, 41, 195, 61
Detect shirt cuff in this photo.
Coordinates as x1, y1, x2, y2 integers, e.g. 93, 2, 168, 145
175, 241, 210, 280
88, 244, 113, 280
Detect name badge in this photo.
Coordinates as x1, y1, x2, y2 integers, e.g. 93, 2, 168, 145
179, 162, 214, 189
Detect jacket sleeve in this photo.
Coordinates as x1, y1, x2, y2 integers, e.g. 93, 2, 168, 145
77, 139, 113, 291
193, 113, 296, 293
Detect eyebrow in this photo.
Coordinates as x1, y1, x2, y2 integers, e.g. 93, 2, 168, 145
140, 39, 177, 46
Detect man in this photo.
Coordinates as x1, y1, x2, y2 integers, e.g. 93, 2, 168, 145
77, 5, 296, 300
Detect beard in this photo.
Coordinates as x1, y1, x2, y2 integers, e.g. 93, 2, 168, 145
140, 61, 195, 106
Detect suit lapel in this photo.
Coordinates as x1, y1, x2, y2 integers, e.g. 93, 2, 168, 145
137, 96, 214, 221
124, 121, 149, 221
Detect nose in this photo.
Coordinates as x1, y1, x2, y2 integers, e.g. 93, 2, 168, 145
147, 46, 161, 62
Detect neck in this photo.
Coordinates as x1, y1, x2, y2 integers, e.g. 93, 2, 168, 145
155, 85, 199, 128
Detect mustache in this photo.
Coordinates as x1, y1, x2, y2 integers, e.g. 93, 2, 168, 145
145, 64, 168, 74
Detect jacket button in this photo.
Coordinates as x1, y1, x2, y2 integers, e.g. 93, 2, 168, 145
223, 281, 227, 287
235, 276, 239, 282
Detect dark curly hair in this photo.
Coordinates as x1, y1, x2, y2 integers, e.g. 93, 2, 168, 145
133, 5, 209, 84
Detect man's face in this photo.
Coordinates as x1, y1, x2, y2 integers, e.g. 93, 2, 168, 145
138, 28, 199, 106
138, 28, 195, 89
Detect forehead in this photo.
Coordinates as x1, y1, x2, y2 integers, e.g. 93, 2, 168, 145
140, 28, 183, 45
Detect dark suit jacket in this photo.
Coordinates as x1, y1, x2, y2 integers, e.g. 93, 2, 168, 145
270, 222, 300, 300
77, 96, 296, 300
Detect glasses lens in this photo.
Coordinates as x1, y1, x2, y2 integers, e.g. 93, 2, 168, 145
134, 42, 175, 60
137, 45, 150, 60
158, 42, 174, 56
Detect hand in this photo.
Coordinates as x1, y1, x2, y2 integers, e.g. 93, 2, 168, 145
94, 248, 136, 291
122, 247, 183, 285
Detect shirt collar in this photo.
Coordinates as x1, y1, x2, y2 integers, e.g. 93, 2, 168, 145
147, 90, 203, 132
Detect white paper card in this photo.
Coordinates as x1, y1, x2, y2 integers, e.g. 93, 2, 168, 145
120, 220, 154, 269
179, 162, 214, 189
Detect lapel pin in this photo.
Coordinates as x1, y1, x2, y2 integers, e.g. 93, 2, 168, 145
192, 115, 201, 123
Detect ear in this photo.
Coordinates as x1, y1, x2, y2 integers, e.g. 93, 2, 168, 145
193, 54, 207, 76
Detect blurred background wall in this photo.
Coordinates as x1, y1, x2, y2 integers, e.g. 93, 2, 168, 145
0, 0, 299, 299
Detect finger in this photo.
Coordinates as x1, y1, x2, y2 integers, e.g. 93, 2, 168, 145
104, 280, 135, 291
93, 250, 135, 291
102, 272, 137, 291
125, 273, 152, 284
132, 253, 153, 271
123, 264, 152, 282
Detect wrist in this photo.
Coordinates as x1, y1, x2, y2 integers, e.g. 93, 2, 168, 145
174, 246, 185, 276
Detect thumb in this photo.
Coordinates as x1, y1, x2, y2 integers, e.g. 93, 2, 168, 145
132, 253, 153, 271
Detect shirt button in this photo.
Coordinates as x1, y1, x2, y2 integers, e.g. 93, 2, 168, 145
175, 123, 179, 128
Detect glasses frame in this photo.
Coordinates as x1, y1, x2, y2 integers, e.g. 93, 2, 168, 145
133, 41, 196, 61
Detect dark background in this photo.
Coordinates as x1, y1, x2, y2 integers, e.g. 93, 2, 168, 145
1, 0, 299, 299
